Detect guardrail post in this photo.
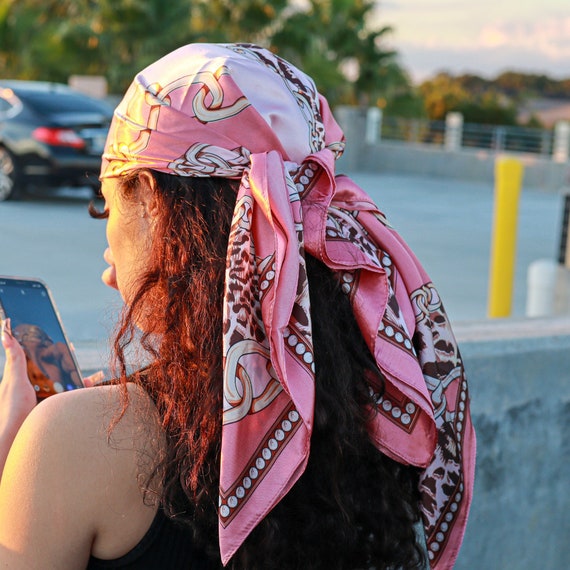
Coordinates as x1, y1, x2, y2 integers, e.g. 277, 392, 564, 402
444, 112, 463, 151
526, 259, 557, 317
540, 130, 552, 157
488, 156, 524, 318
493, 127, 506, 152
552, 121, 570, 163
557, 193, 570, 267
332, 106, 367, 171
68, 75, 108, 98
409, 119, 420, 143
365, 107, 382, 145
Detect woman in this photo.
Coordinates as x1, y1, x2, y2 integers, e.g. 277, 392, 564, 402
0, 44, 474, 569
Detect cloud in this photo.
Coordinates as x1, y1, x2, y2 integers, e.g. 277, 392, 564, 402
477, 18, 570, 59
397, 42, 570, 83
392, 14, 570, 82
478, 27, 510, 49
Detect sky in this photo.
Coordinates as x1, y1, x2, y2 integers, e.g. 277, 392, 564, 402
378, 0, 570, 83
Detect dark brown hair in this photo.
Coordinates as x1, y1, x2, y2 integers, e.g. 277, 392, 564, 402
92, 170, 426, 569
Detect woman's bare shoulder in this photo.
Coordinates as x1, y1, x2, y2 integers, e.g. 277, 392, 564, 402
14, 382, 162, 456
0, 382, 164, 566
36, 381, 159, 429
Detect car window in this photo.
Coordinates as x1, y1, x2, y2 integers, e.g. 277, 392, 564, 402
18, 92, 112, 116
0, 97, 11, 114
0, 93, 21, 119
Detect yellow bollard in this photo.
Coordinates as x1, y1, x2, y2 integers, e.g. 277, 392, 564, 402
487, 157, 524, 318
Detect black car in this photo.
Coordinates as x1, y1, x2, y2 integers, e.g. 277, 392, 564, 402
0, 80, 114, 201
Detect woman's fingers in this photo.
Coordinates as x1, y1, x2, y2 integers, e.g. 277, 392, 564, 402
1, 319, 27, 372
0, 318, 37, 476
1, 318, 37, 421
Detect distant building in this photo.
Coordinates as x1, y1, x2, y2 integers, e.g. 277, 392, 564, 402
518, 98, 570, 128
68, 75, 108, 99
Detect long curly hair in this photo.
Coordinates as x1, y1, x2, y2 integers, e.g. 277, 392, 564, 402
94, 169, 426, 570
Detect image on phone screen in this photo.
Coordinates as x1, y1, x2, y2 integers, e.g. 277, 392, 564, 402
0, 277, 83, 400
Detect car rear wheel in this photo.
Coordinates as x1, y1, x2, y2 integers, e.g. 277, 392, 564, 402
0, 146, 22, 201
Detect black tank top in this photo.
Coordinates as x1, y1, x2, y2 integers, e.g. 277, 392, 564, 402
87, 508, 213, 569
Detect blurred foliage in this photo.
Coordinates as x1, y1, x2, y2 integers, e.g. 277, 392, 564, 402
0, 0, 419, 111
0, 0, 197, 90
421, 73, 520, 126
3, 0, 565, 125
190, 0, 288, 44
493, 71, 570, 99
420, 71, 570, 127
270, 0, 410, 107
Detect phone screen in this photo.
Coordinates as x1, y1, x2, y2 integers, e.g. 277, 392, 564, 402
0, 277, 83, 400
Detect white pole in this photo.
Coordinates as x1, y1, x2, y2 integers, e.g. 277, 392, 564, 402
445, 112, 463, 152
365, 107, 382, 145
526, 259, 558, 317
552, 121, 570, 163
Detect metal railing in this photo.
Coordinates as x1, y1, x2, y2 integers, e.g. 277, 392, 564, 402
380, 116, 555, 157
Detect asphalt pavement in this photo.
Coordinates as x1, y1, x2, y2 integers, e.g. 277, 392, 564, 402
0, 173, 562, 371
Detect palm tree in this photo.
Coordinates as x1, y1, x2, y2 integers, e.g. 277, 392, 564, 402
270, 0, 403, 106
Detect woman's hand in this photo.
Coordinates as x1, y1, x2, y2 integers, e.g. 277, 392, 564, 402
0, 318, 37, 475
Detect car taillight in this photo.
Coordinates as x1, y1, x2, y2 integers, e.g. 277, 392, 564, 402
32, 127, 85, 149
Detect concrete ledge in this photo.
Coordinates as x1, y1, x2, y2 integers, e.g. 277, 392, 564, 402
73, 341, 111, 376
71, 315, 570, 375
454, 316, 570, 570
359, 141, 570, 192
454, 314, 570, 342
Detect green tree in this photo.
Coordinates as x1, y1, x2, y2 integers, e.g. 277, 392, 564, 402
419, 73, 470, 121
420, 73, 518, 125
191, 0, 288, 44
95, 0, 196, 91
0, 0, 196, 91
0, 0, 102, 81
0, 0, 413, 109
270, 0, 405, 106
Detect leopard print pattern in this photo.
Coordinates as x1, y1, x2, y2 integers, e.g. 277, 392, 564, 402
412, 284, 469, 567
219, 161, 316, 528
325, 201, 471, 568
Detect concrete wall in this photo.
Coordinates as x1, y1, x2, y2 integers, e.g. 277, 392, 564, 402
334, 106, 570, 192
453, 316, 570, 570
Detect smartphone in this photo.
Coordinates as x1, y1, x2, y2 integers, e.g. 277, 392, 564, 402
0, 276, 83, 401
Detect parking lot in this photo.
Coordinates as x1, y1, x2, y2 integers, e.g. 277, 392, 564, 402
0, 187, 119, 354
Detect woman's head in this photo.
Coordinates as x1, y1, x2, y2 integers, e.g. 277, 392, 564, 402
96, 42, 345, 324
99, 43, 344, 181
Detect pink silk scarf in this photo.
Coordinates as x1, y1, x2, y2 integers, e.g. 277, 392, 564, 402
100, 43, 476, 569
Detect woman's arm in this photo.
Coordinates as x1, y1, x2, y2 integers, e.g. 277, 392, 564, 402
0, 364, 162, 568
